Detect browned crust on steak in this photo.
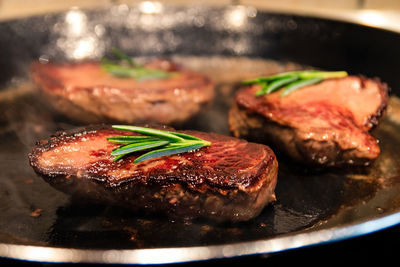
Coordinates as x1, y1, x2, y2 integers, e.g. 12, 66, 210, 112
29, 126, 278, 221
229, 76, 389, 167
30, 59, 214, 125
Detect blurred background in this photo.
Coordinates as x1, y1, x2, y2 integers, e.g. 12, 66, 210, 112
0, 1, 399, 265
0, 0, 400, 33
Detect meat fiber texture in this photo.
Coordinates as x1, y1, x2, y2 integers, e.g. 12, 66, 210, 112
229, 76, 389, 168
30, 59, 214, 125
29, 126, 278, 222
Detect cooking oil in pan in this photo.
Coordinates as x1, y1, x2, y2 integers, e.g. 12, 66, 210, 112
0, 56, 400, 248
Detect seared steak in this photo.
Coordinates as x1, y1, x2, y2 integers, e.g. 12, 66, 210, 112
30, 59, 214, 125
28, 126, 278, 222
229, 76, 389, 167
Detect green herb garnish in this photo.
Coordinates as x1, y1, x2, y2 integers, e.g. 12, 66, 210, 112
108, 125, 211, 163
243, 70, 348, 97
101, 48, 169, 81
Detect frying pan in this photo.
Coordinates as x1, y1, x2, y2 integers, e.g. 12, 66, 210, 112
1, 3, 400, 264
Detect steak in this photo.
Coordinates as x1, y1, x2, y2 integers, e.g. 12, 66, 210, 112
28, 125, 278, 222
229, 76, 389, 167
30, 59, 214, 125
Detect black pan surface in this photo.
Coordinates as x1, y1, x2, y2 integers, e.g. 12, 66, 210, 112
1, 4, 400, 264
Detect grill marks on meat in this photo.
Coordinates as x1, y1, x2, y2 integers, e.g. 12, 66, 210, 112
30, 59, 214, 125
29, 126, 278, 221
229, 76, 389, 167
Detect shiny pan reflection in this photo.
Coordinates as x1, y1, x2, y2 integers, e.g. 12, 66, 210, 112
2, 212, 400, 264
49, 3, 262, 60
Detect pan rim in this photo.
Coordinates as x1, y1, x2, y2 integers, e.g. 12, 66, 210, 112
1, 210, 399, 264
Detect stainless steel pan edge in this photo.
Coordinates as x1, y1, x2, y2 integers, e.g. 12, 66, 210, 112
1, 211, 399, 264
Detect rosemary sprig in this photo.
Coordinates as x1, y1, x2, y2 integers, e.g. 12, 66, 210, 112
101, 48, 169, 81
107, 125, 211, 163
243, 70, 348, 97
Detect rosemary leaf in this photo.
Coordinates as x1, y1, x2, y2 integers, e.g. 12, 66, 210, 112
298, 70, 348, 80
255, 76, 298, 96
103, 64, 169, 80
107, 136, 159, 143
169, 132, 203, 141
280, 77, 323, 97
111, 47, 136, 66
102, 64, 135, 78
135, 70, 170, 81
243, 72, 297, 84
111, 125, 184, 142
134, 144, 205, 163
255, 83, 269, 97
265, 76, 299, 94
111, 140, 169, 156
